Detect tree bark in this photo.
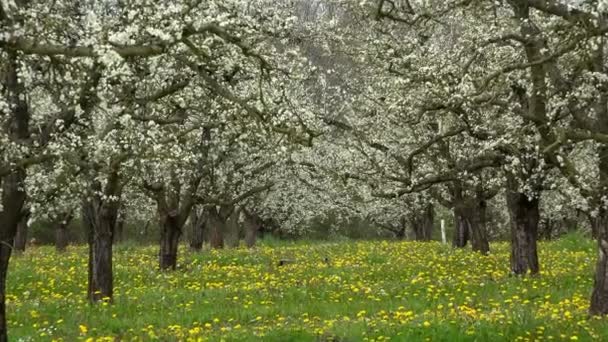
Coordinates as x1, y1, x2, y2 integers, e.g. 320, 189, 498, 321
208, 209, 225, 249
590, 207, 608, 315
13, 213, 28, 254
590, 214, 600, 240
539, 218, 554, 240
82, 179, 120, 303
115, 211, 126, 244
470, 194, 490, 254
244, 211, 262, 248
189, 208, 206, 251
0, 242, 11, 342
159, 214, 181, 270
506, 190, 540, 275
55, 212, 73, 252
453, 202, 489, 254
225, 209, 240, 248
0, 44, 30, 341
56, 223, 68, 252
411, 204, 434, 241
0, 171, 26, 342
453, 206, 470, 248
395, 216, 407, 240
590, 146, 608, 315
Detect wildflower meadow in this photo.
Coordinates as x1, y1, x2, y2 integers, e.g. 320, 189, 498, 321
8, 235, 607, 341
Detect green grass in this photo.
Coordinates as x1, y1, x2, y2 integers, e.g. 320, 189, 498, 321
6, 234, 607, 341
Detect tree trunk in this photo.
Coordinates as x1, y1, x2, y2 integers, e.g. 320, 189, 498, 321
0, 243, 12, 342
591, 207, 608, 314
564, 215, 577, 233
244, 222, 258, 247
82, 193, 119, 303
244, 211, 262, 248
453, 202, 489, 254
590, 145, 608, 315
13, 214, 28, 254
539, 219, 554, 240
395, 216, 407, 240
453, 206, 470, 248
90, 225, 113, 302
590, 214, 600, 240
225, 210, 240, 248
506, 190, 540, 275
189, 208, 206, 251
411, 204, 434, 241
56, 224, 68, 252
208, 210, 225, 249
0, 40, 31, 341
115, 211, 125, 244
470, 195, 490, 255
55, 212, 73, 252
0, 171, 26, 342
159, 215, 181, 270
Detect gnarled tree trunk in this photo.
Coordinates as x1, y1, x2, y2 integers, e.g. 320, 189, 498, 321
506, 190, 540, 275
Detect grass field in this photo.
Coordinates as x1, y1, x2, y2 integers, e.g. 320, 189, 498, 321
7, 234, 608, 341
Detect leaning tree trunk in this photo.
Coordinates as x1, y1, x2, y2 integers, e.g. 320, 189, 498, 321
159, 214, 181, 270
82, 194, 119, 303
411, 204, 434, 241
189, 208, 206, 251
13, 214, 28, 254
506, 190, 540, 275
